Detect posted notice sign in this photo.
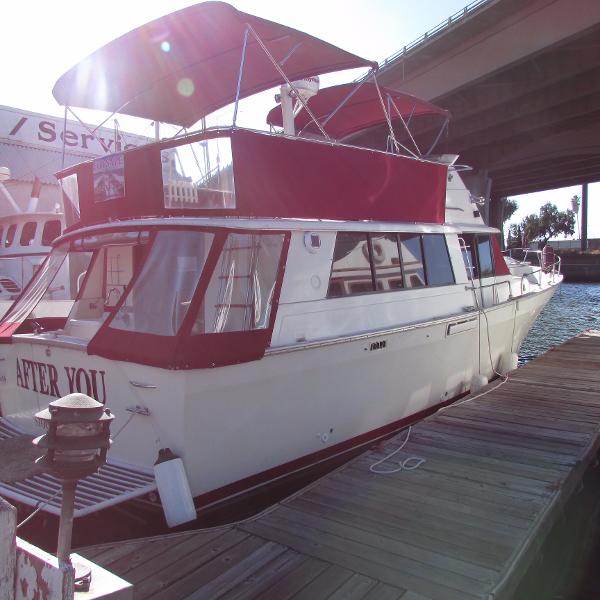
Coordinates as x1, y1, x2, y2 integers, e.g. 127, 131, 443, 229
93, 154, 125, 203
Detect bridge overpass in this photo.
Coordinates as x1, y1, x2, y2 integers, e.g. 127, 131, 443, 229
360, 0, 600, 237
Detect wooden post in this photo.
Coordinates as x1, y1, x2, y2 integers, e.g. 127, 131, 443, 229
56, 480, 77, 564
0, 498, 16, 600
581, 183, 588, 251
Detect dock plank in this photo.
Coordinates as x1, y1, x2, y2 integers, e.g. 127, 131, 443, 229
78, 330, 600, 600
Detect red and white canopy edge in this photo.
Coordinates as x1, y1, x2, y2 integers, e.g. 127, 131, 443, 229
267, 82, 450, 155
52, 1, 377, 129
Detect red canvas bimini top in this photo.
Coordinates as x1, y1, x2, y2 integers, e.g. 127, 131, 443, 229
52, 2, 376, 128
266, 82, 449, 140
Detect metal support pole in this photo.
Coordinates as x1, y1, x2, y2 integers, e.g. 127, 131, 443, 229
56, 480, 76, 564
581, 183, 588, 252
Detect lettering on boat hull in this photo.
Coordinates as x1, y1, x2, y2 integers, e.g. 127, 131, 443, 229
15, 358, 107, 403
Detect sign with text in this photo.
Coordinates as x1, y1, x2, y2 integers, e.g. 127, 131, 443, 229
93, 153, 126, 202
0, 105, 150, 157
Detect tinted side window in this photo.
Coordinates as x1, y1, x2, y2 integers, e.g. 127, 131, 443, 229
477, 236, 495, 278
422, 234, 454, 286
20, 222, 37, 246
5, 224, 16, 247
328, 232, 374, 297
371, 233, 403, 291
399, 234, 426, 288
42, 220, 62, 246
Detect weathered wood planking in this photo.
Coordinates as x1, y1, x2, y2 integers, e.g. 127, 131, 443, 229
80, 330, 600, 599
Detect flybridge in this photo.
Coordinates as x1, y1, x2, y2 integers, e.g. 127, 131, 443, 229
58, 128, 448, 229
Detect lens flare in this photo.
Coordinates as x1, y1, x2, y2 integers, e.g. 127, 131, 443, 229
160, 40, 171, 53
177, 78, 195, 97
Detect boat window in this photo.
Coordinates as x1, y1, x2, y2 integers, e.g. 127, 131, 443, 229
111, 230, 214, 336
422, 234, 454, 286
42, 220, 62, 246
399, 234, 426, 288
20, 222, 37, 247
196, 232, 284, 334
371, 233, 403, 291
0, 227, 3, 245
477, 235, 495, 278
5, 224, 16, 248
0, 277, 20, 295
63, 232, 149, 336
0, 247, 68, 336
162, 137, 235, 210
328, 232, 374, 297
460, 235, 478, 280
60, 173, 80, 221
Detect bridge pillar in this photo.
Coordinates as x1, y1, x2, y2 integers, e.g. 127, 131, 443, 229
581, 183, 588, 251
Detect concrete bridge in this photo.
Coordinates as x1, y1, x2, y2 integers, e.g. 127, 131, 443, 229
362, 0, 600, 238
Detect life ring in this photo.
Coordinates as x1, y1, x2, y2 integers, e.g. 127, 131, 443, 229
363, 241, 386, 264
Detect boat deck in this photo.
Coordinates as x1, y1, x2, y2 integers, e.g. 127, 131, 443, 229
79, 330, 600, 600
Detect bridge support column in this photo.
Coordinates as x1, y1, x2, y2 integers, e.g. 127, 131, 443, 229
581, 183, 588, 251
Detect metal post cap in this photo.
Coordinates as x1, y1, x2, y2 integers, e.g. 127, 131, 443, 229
35, 393, 113, 425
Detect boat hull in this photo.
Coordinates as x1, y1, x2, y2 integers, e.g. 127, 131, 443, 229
0, 283, 557, 510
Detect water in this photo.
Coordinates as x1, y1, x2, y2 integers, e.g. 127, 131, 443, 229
519, 282, 600, 363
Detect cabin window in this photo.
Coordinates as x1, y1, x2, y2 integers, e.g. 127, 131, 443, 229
42, 220, 62, 246
422, 234, 454, 286
63, 232, 149, 336
371, 233, 403, 291
162, 137, 235, 210
477, 236, 495, 278
109, 230, 213, 336
328, 232, 374, 297
196, 232, 284, 334
20, 222, 37, 247
399, 234, 426, 288
0, 247, 69, 335
60, 173, 80, 221
5, 224, 16, 248
460, 235, 478, 280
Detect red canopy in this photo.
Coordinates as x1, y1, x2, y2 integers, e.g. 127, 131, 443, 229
266, 82, 449, 140
52, 2, 376, 128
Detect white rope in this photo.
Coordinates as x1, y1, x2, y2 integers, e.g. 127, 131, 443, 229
369, 426, 425, 474
16, 489, 61, 529
370, 276, 514, 475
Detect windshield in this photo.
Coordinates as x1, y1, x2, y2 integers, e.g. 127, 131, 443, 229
1, 226, 286, 347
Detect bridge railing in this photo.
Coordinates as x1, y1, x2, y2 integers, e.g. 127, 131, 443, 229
379, 0, 492, 69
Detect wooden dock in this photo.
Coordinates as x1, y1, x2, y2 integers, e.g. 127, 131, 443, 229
80, 330, 600, 600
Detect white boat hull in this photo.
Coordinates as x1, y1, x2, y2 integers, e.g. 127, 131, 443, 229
0, 283, 557, 507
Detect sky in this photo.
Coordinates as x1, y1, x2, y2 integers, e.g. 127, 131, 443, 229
1, 0, 598, 239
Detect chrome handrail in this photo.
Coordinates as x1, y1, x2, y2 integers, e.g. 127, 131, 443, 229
465, 279, 512, 309
518, 255, 562, 290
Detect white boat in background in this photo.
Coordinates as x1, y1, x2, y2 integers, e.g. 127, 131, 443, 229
0, 2, 561, 526
0, 173, 69, 316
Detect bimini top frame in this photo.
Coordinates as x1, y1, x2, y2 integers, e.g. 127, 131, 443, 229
52, 1, 377, 129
